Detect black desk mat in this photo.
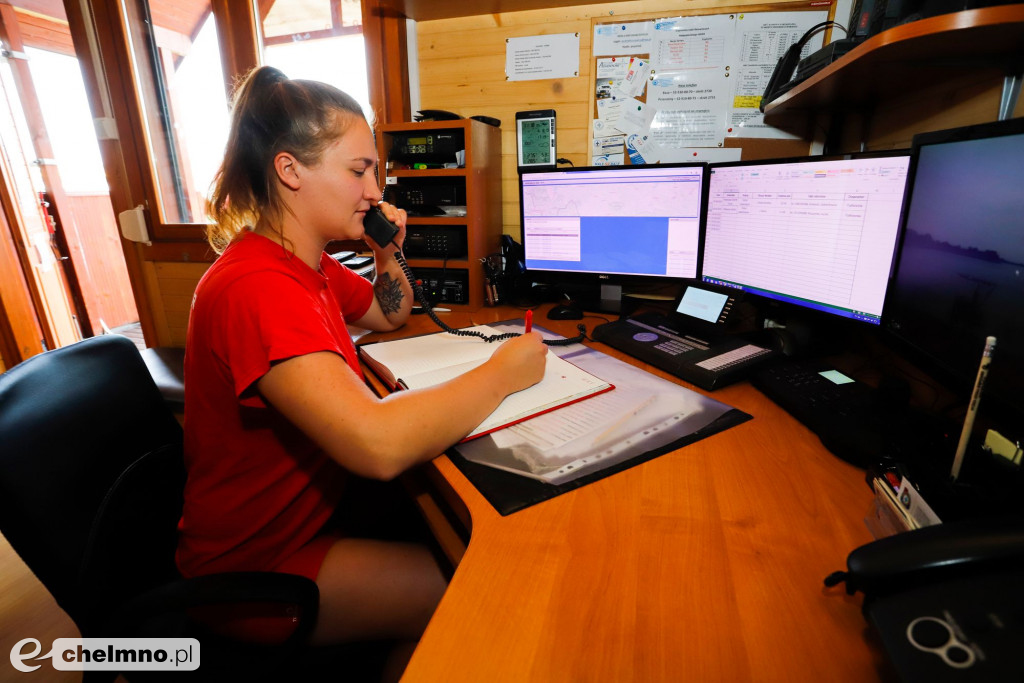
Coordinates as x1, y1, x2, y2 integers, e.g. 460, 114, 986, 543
443, 318, 753, 516
449, 408, 751, 516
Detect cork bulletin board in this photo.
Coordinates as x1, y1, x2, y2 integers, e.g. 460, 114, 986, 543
415, 1, 839, 236
589, 3, 835, 165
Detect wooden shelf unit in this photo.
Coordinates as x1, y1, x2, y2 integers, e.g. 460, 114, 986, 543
377, 119, 502, 310
762, 5, 1024, 139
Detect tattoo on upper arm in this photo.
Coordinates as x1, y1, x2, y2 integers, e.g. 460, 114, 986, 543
375, 272, 404, 314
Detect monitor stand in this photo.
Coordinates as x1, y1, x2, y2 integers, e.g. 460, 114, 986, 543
598, 284, 623, 314
554, 282, 622, 315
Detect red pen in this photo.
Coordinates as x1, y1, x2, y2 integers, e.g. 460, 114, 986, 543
524, 309, 533, 333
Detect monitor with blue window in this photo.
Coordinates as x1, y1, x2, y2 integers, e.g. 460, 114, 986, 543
519, 163, 706, 313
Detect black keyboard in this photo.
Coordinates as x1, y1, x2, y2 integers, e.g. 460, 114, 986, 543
751, 360, 947, 469
754, 361, 875, 413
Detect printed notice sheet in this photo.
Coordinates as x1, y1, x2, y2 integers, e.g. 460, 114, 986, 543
728, 11, 828, 138
506, 33, 580, 81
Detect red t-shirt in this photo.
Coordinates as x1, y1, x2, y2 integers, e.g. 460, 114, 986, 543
176, 231, 374, 579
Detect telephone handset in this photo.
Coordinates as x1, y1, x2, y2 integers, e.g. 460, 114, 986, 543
363, 206, 400, 250
825, 518, 1024, 598
363, 207, 584, 345
826, 519, 1024, 680
760, 20, 845, 113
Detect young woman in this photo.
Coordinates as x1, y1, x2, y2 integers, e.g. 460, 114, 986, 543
177, 66, 547, 657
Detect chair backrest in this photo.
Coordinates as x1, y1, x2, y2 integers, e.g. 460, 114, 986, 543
0, 335, 185, 634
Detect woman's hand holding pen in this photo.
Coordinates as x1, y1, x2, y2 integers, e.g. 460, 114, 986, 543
488, 332, 547, 394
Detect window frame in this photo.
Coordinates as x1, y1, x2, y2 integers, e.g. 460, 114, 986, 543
71, 0, 409, 243
64, 0, 409, 344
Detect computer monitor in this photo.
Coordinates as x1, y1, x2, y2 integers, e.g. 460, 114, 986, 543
519, 163, 706, 311
701, 153, 912, 325
883, 117, 1024, 431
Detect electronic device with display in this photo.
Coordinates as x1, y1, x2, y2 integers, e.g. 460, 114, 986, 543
884, 117, 1024, 442
519, 163, 706, 313
516, 110, 557, 171
701, 153, 914, 465
702, 152, 912, 328
592, 283, 775, 391
403, 225, 467, 259
383, 180, 465, 216
388, 130, 464, 165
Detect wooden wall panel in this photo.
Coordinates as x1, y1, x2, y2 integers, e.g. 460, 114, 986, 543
141, 261, 208, 348
415, 0, 816, 237
862, 75, 1024, 151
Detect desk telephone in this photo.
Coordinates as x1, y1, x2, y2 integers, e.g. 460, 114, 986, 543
826, 519, 1024, 681
363, 207, 585, 346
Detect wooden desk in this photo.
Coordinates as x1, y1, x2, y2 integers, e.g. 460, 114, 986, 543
359, 304, 885, 681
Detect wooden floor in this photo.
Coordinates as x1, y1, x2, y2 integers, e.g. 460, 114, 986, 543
0, 532, 80, 682
109, 321, 146, 351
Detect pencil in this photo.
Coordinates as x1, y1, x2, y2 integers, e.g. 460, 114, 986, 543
951, 335, 996, 481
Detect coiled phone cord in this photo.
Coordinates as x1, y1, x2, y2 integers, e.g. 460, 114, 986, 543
393, 249, 586, 346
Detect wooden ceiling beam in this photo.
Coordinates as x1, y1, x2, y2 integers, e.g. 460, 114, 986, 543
11, 7, 73, 55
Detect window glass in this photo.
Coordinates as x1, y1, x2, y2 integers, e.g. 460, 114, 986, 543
125, 0, 229, 223
26, 48, 107, 194
264, 0, 363, 36
261, 0, 371, 120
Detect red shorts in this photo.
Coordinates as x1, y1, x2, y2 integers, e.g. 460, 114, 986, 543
272, 532, 342, 580
189, 534, 341, 644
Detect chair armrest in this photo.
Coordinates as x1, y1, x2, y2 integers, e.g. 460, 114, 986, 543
114, 571, 319, 647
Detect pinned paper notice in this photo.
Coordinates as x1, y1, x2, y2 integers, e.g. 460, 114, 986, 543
621, 58, 651, 98
596, 96, 626, 129
626, 133, 659, 164
616, 98, 650, 135
592, 134, 625, 165
596, 57, 630, 80
506, 33, 580, 81
593, 134, 625, 155
593, 21, 653, 56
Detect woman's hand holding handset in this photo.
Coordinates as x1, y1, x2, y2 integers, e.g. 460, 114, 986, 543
365, 201, 406, 254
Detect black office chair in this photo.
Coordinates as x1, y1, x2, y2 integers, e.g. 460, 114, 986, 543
0, 335, 322, 682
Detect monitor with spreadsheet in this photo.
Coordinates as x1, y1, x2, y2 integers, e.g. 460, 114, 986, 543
701, 153, 912, 325
519, 163, 706, 310
884, 117, 1024, 430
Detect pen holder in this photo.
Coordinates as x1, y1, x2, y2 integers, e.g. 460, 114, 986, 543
911, 443, 1024, 522
481, 253, 502, 306
957, 442, 1023, 502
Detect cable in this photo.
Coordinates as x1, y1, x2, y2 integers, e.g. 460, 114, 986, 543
393, 248, 585, 346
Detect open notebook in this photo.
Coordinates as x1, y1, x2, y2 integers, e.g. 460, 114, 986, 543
358, 325, 613, 441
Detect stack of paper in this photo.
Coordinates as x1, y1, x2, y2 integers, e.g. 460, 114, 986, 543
358, 325, 613, 441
